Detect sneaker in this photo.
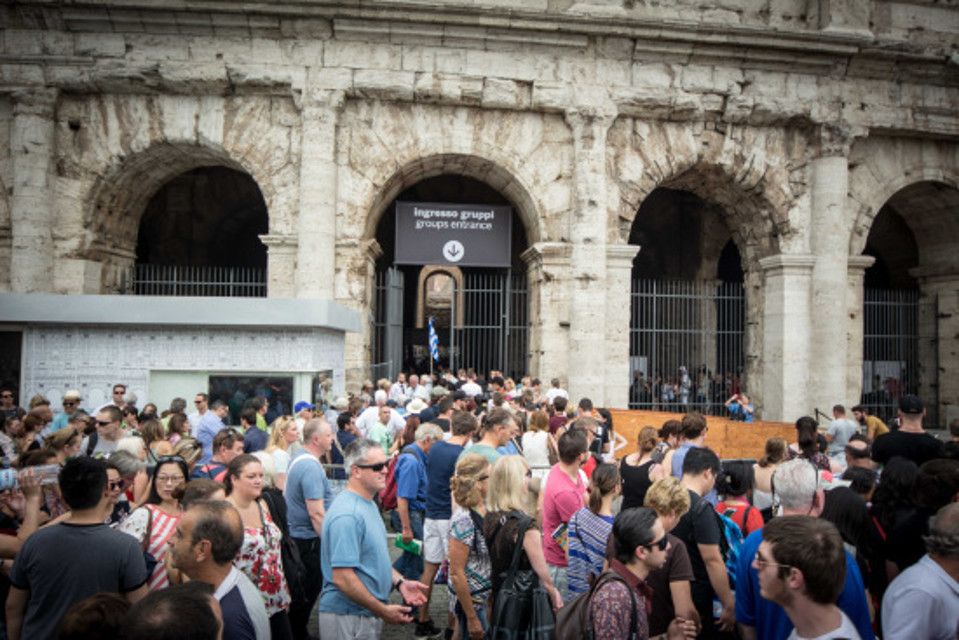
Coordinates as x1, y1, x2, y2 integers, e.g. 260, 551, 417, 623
414, 619, 443, 639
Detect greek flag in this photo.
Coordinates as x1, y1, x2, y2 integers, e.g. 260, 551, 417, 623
428, 316, 440, 362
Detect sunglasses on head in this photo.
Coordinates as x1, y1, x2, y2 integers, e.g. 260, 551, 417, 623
354, 461, 388, 472
155, 455, 187, 466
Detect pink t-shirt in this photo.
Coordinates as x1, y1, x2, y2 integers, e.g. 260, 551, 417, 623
542, 464, 587, 566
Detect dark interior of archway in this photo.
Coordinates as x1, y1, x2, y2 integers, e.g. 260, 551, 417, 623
863, 205, 919, 289
628, 188, 743, 282
135, 166, 268, 269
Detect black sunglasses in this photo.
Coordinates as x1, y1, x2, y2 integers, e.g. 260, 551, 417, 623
645, 535, 669, 551
354, 461, 389, 472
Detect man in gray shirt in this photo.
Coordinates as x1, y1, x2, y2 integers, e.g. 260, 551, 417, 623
826, 404, 860, 465
7, 457, 148, 640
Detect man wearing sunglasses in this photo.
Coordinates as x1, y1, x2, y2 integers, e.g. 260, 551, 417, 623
47, 390, 83, 435
735, 459, 874, 640
81, 406, 127, 459
319, 439, 428, 638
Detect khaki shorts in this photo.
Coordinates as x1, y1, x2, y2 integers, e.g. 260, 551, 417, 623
317, 612, 383, 640
423, 517, 451, 564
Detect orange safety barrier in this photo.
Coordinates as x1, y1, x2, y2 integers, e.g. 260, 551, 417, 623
608, 410, 796, 461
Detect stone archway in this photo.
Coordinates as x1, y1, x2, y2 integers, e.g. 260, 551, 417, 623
415, 265, 464, 329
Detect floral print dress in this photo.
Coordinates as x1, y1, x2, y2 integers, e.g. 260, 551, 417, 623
234, 503, 291, 616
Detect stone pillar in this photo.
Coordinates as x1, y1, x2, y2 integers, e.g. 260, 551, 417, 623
521, 242, 573, 391
809, 153, 851, 412
565, 106, 616, 405
913, 271, 959, 427
335, 238, 382, 390
605, 244, 640, 409
259, 234, 298, 297
295, 89, 344, 300
758, 254, 816, 421
845, 255, 876, 407
10, 89, 57, 293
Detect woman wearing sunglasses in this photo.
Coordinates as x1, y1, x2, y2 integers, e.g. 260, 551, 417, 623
225, 454, 292, 640
118, 455, 187, 591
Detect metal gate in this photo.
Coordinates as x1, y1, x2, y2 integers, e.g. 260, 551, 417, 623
861, 288, 938, 426
628, 279, 745, 415
373, 268, 528, 380
450, 271, 528, 379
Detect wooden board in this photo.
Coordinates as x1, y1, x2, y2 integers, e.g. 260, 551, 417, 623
608, 410, 796, 461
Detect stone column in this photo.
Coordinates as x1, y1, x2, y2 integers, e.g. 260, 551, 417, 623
10, 89, 57, 293
336, 238, 382, 390
913, 270, 959, 427
809, 151, 851, 412
259, 234, 298, 297
565, 106, 616, 405
605, 244, 640, 409
295, 89, 344, 300
522, 242, 573, 390
758, 254, 816, 421
845, 255, 875, 407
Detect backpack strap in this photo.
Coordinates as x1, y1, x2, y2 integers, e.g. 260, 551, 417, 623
740, 505, 755, 536
86, 432, 98, 457
142, 505, 154, 553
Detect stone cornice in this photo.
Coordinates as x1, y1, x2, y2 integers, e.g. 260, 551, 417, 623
521, 242, 572, 269
847, 255, 876, 272
758, 254, 817, 274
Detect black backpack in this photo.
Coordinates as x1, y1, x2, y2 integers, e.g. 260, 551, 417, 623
554, 570, 639, 640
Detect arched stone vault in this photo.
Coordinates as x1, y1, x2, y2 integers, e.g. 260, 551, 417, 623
847, 137, 959, 262
606, 119, 807, 266
52, 94, 301, 289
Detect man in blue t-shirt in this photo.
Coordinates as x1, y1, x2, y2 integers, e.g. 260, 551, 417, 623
392, 423, 444, 582
415, 412, 477, 637
284, 419, 334, 640
319, 439, 428, 638
735, 459, 874, 640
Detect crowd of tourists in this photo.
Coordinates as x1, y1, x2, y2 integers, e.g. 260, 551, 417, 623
0, 373, 956, 640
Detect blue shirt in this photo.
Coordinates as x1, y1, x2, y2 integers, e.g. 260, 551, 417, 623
395, 444, 427, 513
735, 528, 875, 640
330, 430, 357, 480
727, 402, 755, 423
285, 452, 332, 540
243, 426, 268, 454
319, 489, 393, 617
496, 440, 521, 456
424, 440, 464, 519
196, 412, 225, 465
671, 443, 717, 506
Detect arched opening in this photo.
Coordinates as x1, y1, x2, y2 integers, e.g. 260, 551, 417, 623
371, 174, 530, 378
860, 181, 959, 426
627, 187, 746, 414
130, 166, 268, 296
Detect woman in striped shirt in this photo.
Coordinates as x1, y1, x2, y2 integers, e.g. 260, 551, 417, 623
118, 455, 187, 591
567, 462, 621, 597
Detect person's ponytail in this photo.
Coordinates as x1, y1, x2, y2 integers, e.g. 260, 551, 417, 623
588, 463, 621, 514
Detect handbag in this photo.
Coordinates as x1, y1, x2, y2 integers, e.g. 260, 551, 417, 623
141, 505, 158, 577
487, 512, 555, 640
261, 487, 306, 599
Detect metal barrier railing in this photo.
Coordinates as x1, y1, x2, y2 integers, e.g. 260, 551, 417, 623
120, 263, 267, 297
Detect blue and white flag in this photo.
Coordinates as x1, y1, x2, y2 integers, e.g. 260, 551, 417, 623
428, 316, 440, 362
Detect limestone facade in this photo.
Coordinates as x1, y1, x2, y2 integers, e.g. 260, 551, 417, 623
1, 1, 957, 421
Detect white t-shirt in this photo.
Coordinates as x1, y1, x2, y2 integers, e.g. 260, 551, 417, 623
787, 610, 861, 640
355, 405, 406, 439
460, 381, 483, 398
272, 448, 291, 474
545, 387, 569, 404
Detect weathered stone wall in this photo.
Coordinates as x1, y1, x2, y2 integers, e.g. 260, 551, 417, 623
0, 0, 957, 419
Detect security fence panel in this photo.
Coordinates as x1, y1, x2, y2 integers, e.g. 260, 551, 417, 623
384, 268, 405, 381
451, 270, 528, 379
629, 279, 745, 415
861, 288, 937, 426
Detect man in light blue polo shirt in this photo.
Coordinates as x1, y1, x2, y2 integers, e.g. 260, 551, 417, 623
319, 439, 428, 639
391, 423, 443, 581
284, 418, 334, 640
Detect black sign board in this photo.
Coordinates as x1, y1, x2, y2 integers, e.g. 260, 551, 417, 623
394, 202, 512, 268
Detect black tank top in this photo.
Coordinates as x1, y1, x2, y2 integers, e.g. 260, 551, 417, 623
620, 456, 655, 511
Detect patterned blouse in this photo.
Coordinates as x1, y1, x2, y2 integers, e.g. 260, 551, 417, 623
234, 504, 291, 616
118, 504, 180, 592
588, 560, 652, 640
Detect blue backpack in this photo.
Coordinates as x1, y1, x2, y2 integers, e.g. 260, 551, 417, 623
697, 500, 751, 590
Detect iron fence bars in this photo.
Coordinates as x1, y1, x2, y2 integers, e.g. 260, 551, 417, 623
861, 288, 937, 426
628, 279, 746, 416
126, 264, 267, 297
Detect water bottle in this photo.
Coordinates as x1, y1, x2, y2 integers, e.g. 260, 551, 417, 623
394, 537, 423, 556
0, 465, 61, 492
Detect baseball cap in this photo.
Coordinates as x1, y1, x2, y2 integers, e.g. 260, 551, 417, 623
63, 390, 82, 401
899, 394, 924, 414
294, 401, 315, 413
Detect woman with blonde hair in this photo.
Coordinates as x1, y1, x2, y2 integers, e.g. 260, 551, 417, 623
753, 436, 788, 517
139, 418, 173, 460
621, 426, 660, 510
520, 411, 556, 478
171, 436, 203, 474
447, 454, 493, 640
483, 455, 563, 619
43, 427, 81, 464
265, 416, 299, 491
642, 476, 700, 637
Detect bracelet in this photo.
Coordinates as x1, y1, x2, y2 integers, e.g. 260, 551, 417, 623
393, 577, 404, 592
